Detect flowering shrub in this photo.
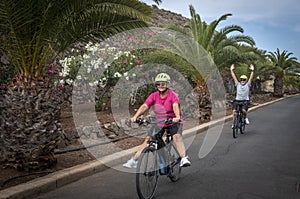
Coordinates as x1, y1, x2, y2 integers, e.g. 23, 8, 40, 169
55, 33, 157, 108
56, 31, 195, 110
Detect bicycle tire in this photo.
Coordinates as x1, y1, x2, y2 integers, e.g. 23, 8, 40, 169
167, 143, 181, 182
233, 113, 239, 139
239, 116, 244, 134
242, 122, 246, 132
241, 117, 246, 133
136, 147, 159, 199
240, 120, 245, 134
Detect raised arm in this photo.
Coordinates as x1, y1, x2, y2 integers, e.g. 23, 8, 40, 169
230, 64, 238, 85
248, 64, 255, 85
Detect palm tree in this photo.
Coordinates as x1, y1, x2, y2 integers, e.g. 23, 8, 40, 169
267, 48, 299, 96
145, 5, 257, 85
0, 0, 153, 170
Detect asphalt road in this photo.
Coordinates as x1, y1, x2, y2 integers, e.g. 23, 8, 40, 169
37, 95, 300, 199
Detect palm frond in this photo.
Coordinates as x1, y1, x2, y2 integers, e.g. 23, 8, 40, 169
0, 0, 153, 76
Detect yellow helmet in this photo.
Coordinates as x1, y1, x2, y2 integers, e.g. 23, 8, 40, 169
240, 75, 248, 80
154, 73, 171, 82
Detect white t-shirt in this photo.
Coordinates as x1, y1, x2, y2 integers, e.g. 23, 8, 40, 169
235, 82, 251, 100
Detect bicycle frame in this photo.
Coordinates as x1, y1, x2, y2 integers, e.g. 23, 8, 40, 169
135, 118, 182, 199
146, 128, 181, 176
230, 100, 248, 138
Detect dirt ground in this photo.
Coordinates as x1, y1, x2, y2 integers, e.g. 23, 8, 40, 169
0, 94, 280, 191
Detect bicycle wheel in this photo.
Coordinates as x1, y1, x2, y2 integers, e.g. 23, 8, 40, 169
232, 114, 239, 139
240, 117, 245, 134
239, 116, 244, 134
167, 143, 181, 182
136, 147, 159, 199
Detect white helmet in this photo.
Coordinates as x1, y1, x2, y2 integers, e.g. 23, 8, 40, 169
154, 73, 171, 82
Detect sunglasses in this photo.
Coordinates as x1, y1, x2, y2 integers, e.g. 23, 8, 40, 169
240, 79, 247, 81
155, 82, 167, 87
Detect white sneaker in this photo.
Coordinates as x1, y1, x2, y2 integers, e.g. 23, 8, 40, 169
180, 156, 191, 167
123, 157, 137, 169
245, 118, 250, 125
231, 124, 234, 129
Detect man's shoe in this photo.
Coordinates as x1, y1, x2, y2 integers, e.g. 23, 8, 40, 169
231, 124, 234, 129
180, 156, 191, 167
123, 157, 137, 169
245, 118, 250, 125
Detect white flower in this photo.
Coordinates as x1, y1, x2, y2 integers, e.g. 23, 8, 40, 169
114, 72, 122, 78
94, 64, 99, 69
123, 72, 128, 77
66, 79, 73, 85
124, 51, 130, 57
132, 73, 136, 77
77, 75, 82, 80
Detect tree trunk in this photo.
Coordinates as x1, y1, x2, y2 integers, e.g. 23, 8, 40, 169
251, 79, 262, 94
273, 76, 284, 97
0, 76, 64, 171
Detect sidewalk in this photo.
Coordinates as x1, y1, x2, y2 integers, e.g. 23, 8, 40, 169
0, 97, 287, 199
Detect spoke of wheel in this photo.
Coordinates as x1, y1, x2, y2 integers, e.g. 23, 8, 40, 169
136, 148, 158, 199
168, 143, 181, 182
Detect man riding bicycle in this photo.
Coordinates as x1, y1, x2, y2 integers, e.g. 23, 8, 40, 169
123, 72, 191, 168
230, 64, 254, 128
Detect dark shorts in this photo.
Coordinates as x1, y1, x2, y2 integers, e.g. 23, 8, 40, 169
232, 100, 249, 111
148, 123, 183, 137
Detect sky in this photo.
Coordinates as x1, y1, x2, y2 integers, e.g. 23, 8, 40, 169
141, 0, 300, 60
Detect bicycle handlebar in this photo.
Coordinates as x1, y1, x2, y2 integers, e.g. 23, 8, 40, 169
135, 118, 174, 125
227, 100, 250, 105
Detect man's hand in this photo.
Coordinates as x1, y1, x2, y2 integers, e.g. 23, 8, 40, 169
249, 64, 254, 71
230, 64, 234, 71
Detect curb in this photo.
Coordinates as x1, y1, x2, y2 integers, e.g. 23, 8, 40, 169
0, 95, 293, 199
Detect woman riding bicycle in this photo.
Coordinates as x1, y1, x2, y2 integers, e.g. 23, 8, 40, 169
230, 64, 254, 127
123, 72, 191, 168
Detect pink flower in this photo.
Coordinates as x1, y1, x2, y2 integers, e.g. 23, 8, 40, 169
137, 59, 141, 65
48, 69, 53, 75
0, 84, 8, 90
58, 84, 64, 89
50, 63, 54, 68
129, 36, 134, 43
